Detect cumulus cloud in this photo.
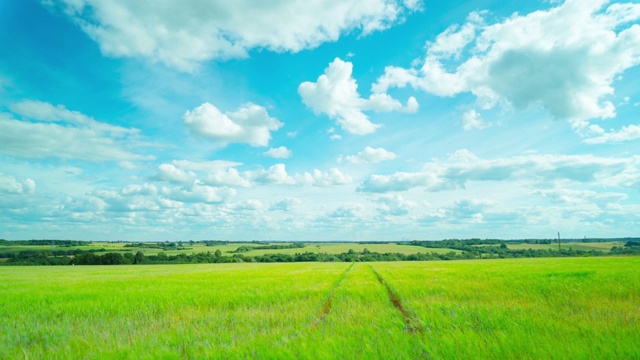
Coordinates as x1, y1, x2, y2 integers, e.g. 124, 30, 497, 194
183, 102, 283, 146
93, 184, 164, 212
157, 160, 251, 188
0, 173, 36, 195
230, 199, 265, 212
536, 189, 628, 208
584, 124, 640, 144
152, 164, 197, 184
358, 171, 438, 192
263, 146, 292, 159
461, 109, 487, 130
299, 168, 353, 187
1, 101, 150, 161
161, 183, 236, 204
329, 203, 365, 218
90, 180, 237, 213
203, 168, 251, 188
340, 146, 397, 164
373, 1, 640, 134
47, 0, 419, 71
249, 164, 298, 185
299, 58, 418, 135
375, 194, 416, 215
269, 198, 303, 212
172, 160, 242, 172
358, 149, 640, 192
248, 164, 352, 187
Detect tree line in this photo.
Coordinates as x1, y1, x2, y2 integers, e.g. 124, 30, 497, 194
3, 242, 639, 266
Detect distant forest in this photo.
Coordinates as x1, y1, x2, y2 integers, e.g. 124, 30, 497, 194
0, 238, 638, 266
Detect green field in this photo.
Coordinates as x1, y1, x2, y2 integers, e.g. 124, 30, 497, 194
234, 242, 460, 256
0, 241, 460, 257
1, 257, 638, 358
507, 242, 623, 252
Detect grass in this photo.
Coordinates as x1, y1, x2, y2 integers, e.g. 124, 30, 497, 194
507, 242, 623, 251
0, 242, 460, 257
1, 257, 638, 358
373, 257, 640, 358
236, 242, 460, 256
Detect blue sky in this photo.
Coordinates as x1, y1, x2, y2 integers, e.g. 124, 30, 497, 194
1, 0, 639, 241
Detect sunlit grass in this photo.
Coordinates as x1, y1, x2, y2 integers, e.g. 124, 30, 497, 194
506, 242, 623, 251
238, 242, 460, 256
1, 257, 638, 358
292, 263, 424, 358
0, 263, 346, 359
374, 257, 640, 358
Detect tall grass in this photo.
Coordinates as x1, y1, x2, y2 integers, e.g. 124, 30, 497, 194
1, 257, 638, 359
374, 257, 640, 358
0, 263, 346, 359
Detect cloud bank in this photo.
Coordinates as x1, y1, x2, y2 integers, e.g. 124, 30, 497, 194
48, 0, 421, 71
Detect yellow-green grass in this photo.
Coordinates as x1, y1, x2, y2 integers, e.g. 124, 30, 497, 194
0, 263, 348, 359
291, 263, 424, 358
0, 243, 132, 254
1, 257, 638, 359
373, 257, 640, 359
507, 242, 623, 251
88, 243, 262, 256
1, 242, 459, 258
237, 243, 460, 256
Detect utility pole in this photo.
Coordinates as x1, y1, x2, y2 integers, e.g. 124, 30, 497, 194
557, 232, 561, 252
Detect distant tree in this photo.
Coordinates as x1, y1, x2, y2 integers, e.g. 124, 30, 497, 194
134, 251, 145, 264
101, 252, 124, 265
214, 249, 222, 257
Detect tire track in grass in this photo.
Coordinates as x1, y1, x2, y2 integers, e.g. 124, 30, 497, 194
312, 262, 355, 326
369, 265, 424, 334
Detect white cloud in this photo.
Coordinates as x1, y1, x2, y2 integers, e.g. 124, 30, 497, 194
247, 164, 352, 187
152, 160, 250, 188
341, 146, 397, 164
162, 183, 236, 204
299, 168, 353, 187
358, 149, 640, 192
183, 102, 283, 146
584, 124, 640, 144
48, 0, 419, 71
535, 189, 628, 208
264, 146, 292, 159
299, 58, 417, 135
1, 101, 150, 161
329, 203, 365, 218
250, 164, 298, 186
203, 168, 251, 188
373, 0, 640, 135
231, 199, 265, 212
93, 184, 164, 212
0, 173, 36, 195
358, 171, 437, 192
269, 198, 303, 212
375, 194, 416, 215
461, 109, 487, 130
152, 164, 197, 184
172, 160, 242, 172
10, 100, 134, 136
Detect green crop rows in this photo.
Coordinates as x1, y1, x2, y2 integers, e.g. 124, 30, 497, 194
1, 257, 638, 359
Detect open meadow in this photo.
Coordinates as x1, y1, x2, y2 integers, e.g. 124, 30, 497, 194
1, 257, 638, 359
